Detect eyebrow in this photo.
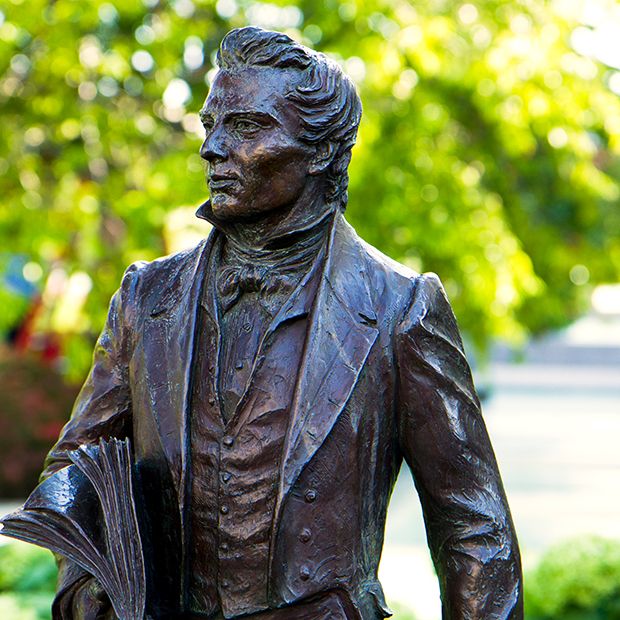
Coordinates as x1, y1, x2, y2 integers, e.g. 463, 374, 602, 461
198, 109, 279, 125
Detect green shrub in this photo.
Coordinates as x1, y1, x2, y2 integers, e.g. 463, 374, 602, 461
525, 536, 620, 620
0, 541, 56, 620
0, 541, 57, 593
0, 592, 54, 620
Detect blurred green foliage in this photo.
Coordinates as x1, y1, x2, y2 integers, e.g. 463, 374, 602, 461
0, 541, 55, 620
1, 0, 620, 377
525, 536, 620, 620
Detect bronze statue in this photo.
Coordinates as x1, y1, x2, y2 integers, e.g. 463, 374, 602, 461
17, 27, 523, 619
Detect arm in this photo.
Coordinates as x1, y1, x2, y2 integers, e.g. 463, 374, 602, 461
396, 273, 523, 619
40, 263, 142, 618
41, 262, 140, 477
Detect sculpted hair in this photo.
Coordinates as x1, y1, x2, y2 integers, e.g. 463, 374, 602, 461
216, 27, 362, 210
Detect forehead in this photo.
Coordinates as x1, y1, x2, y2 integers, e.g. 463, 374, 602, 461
202, 66, 301, 120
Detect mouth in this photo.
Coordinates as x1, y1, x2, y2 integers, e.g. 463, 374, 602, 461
208, 173, 239, 192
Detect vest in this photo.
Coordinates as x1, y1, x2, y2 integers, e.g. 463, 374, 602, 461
186, 238, 322, 618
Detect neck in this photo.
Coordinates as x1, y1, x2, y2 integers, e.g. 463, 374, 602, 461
197, 190, 337, 253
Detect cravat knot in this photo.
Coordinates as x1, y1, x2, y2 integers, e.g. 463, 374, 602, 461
217, 264, 293, 310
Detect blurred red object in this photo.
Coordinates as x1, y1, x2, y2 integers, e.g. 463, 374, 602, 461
0, 347, 78, 498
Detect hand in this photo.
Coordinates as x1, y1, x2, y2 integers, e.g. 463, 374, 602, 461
71, 578, 113, 620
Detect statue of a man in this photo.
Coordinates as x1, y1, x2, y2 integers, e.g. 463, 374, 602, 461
40, 27, 522, 620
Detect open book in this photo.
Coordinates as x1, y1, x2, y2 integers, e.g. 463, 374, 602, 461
0, 438, 146, 620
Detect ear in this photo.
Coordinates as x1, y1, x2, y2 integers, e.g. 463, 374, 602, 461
309, 142, 337, 175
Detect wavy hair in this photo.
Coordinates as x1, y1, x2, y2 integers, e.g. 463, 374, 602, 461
216, 27, 362, 210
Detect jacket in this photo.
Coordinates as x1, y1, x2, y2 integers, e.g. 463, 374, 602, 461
42, 213, 523, 619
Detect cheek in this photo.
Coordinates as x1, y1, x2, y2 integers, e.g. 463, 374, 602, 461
230, 139, 312, 208
255, 146, 309, 187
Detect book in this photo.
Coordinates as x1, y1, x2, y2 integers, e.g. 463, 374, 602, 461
0, 437, 146, 620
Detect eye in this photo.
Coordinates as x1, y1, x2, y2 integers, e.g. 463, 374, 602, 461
233, 118, 262, 135
201, 118, 214, 133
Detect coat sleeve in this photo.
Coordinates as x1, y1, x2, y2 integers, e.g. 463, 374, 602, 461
395, 272, 523, 619
39, 262, 142, 618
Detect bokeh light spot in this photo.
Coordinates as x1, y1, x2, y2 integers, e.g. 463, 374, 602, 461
163, 78, 191, 109
569, 264, 590, 285
132, 50, 155, 73
458, 4, 478, 25
23, 262, 43, 283
216, 0, 237, 19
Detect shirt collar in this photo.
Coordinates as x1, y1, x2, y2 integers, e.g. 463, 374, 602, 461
195, 199, 337, 251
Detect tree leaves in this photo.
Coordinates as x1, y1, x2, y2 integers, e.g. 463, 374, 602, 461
1, 0, 619, 377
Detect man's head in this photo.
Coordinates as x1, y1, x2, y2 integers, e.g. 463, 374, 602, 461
199, 27, 362, 221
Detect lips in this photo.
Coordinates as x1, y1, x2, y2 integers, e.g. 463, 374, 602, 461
208, 173, 239, 192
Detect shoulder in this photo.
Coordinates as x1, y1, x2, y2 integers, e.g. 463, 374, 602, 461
337, 217, 418, 285
338, 218, 455, 329
338, 217, 421, 315
126, 239, 207, 282
395, 269, 465, 360
358, 237, 448, 304
117, 238, 209, 314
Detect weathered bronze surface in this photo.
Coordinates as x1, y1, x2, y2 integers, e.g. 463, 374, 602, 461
31, 27, 522, 619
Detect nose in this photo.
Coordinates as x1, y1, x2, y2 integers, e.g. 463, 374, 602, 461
200, 125, 228, 162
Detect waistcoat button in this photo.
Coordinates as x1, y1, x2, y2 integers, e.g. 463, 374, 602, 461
304, 489, 317, 503
299, 566, 311, 581
299, 528, 312, 543
220, 505, 229, 515
222, 435, 234, 448
221, 471, 232, 483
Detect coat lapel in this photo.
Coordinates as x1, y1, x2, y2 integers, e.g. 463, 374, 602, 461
142, 233, 214, 511
142, 216, 378, 531
276, 215, 379, 515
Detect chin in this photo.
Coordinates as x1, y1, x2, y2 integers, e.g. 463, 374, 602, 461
212, 194, 273, 223
210, 194, 243, 221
